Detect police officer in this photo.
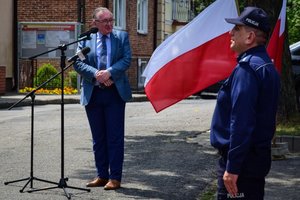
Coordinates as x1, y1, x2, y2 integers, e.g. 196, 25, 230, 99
210, 7, 280, 199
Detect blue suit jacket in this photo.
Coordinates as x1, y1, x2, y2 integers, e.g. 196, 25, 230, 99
74, 30, 132, 105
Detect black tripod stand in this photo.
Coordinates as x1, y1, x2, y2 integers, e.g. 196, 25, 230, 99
27, 45, 90, 199
4, 91, 59, 192
4, 36, 91, 199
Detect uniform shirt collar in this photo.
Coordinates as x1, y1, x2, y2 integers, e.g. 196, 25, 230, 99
237, 45, 266, 62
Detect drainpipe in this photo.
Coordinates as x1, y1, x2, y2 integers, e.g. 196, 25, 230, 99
153, 0, 158, 50
77, 0, 85, 24
105, 0, 109, 8
13, 0, 18, 91
77, 0, 86, 35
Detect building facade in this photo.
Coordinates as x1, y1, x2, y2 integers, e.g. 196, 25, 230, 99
0, 0, 193, 94
0, 0, 15, 94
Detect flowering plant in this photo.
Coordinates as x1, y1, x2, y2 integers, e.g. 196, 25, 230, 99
19, 87, 78, 95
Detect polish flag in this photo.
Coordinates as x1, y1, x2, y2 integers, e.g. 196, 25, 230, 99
142, 0, 238, 112
267, 0, 286, 74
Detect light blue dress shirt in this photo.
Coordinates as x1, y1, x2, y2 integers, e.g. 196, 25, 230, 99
97, 32, 111, 69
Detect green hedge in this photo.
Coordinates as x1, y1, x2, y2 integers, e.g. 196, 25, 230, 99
34, 63, 61, 89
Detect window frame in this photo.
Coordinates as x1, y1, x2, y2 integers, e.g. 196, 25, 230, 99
137, 0, 148, 34
113, 0, 126, 30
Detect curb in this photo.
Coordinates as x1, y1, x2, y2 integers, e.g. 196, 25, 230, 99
0, 94, 149, 110
275, 135, 300, 153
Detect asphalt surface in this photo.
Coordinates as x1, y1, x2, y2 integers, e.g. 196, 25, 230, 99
0, 94, 299, 200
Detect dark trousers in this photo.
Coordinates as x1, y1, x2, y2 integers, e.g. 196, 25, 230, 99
85, 86, 125, 181
217, 157, 265, 200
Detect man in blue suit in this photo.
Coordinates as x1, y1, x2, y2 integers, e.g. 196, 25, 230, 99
73, 7, 132, 190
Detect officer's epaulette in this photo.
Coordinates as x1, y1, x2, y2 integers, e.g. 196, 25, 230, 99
239, 54, 252, 64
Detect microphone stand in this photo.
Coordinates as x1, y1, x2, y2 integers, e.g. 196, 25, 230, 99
4, 83, 59, 192
4, 36, 91, 199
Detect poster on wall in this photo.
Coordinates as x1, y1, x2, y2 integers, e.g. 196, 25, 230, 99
22, 31, 37, 49
19, 22, 80, 58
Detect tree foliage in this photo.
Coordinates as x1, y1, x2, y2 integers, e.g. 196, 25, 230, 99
287, 0, 300, 44
192, 0, 213, 14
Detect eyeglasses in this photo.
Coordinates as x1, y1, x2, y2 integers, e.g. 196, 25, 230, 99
94, 19, 115, 24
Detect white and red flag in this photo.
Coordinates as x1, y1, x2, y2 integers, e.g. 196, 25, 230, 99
267, 0, 287, 74
142, 0, 238, 112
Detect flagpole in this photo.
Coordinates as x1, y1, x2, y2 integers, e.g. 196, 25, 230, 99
235, 0, 240, 14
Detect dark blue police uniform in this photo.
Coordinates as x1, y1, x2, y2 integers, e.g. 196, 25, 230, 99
210, 45, 280, 199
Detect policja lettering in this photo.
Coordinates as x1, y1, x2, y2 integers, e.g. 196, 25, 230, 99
227, 193, 245, 199
245, 18, 259, 27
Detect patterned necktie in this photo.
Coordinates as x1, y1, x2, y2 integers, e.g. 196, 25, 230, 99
99, 35, 107, 70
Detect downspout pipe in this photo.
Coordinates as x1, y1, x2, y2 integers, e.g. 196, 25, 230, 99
77, 0, 85, 23
105, 0, 109, 8
77, 0, 86, 32
13, 0, 18, 91
153, 0, 158, 51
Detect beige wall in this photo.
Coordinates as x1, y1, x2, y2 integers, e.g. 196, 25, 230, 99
156, 0, 174, 45
156, 0, 164, 45
157, 0, 190, 45
0, 0, 13, 78
164, 0, 174, 34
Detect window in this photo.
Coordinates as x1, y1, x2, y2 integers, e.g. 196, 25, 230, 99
293, 48, 300, 56
138, 58, 148, 88
137, 0, 148, 34
113, 0, 126, 30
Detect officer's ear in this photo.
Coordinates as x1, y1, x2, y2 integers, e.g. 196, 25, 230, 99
245, 30, 256, 45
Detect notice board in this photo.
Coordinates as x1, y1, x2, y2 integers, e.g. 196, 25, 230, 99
19, 22, 80, 58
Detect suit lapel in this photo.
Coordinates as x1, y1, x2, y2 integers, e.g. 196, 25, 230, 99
110, 32, 117, 65
92, 34, 98, 68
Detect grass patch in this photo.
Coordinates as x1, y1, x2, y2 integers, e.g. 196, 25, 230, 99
198, 180, 217, 200
276, 112, 300, 136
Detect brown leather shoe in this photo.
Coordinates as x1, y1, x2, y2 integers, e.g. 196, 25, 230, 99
86, 178, 108, 187
104, 179, 121, 190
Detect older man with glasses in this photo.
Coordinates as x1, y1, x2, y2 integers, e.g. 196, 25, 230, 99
73, 7, 132, 190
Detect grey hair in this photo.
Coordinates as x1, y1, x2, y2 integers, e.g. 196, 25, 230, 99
244, 26, 268, 45
92, 7, 112, 19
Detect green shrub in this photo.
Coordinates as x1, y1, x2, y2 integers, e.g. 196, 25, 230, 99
34, 63, 61, 89
68, 70, 78, 88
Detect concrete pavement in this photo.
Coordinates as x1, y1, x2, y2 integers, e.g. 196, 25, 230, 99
0, 94, 300, 200
0, 99, 216, 200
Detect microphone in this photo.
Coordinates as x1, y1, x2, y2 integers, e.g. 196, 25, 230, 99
68, 47, 90, 62
79, 27, 98, 38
